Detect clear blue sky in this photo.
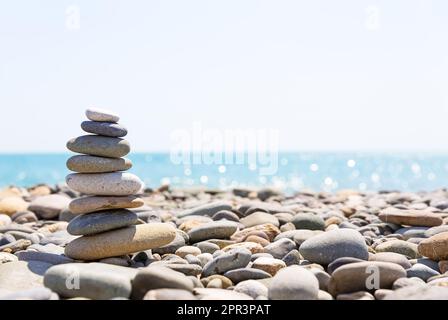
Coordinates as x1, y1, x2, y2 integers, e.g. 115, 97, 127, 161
1, 0, 447, 152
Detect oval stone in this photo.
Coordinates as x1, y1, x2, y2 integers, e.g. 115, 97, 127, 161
67, 209, 138, 236
44, 262, 137, 299
328, 261, 407, 295
234, 280, 268, 299
187, 221, 238, 243
66, 155, 132, 173
252, 257, 286, 276
0, 197, 28, 216
299, 229, 369, 265
193, 241, 219, 254
69, 195, 144, 215
66, 172, 143, 196
231, 223, 280, 242
240, 212, 279, 228
375, 239, 421, 259
282, 249, 303, 266
131, 266, 194, 300
222, 241, 265, 254
418, 231, 448, 261
64, 223, 176, 260
395, 227, 429, 240
291, 213, 325, 231
265, 238, 297, 259
379, 209, 443, 227
67, 135, 130, 158
86, 107, 120, 123
406, 263, 440, 281
424, 225, 448, 238
224, 268, 272, 284
202, 248, 252, 277
175, 246, 201, 258
369, 252, 412, 269
268, 266, 319, 300
81, 121, 127, 137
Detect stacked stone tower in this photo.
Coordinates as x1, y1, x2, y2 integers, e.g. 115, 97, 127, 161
64, 108, 175, 260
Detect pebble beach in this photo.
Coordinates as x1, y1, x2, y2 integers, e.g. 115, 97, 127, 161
1, 184, 448, 300
1, 108, 448, 300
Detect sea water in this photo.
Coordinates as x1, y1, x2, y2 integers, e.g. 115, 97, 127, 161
0, 153, 447, 192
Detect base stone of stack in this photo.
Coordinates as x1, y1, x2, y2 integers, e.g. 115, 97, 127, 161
64, 223, 177, 260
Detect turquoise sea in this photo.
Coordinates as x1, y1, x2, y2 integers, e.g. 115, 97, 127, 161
1, 153, 448, 192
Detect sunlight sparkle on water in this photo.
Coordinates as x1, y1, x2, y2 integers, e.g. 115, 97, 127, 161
347, 159, 356, 167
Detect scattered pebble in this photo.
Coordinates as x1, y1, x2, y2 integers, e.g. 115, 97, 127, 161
268, 266, 319, 300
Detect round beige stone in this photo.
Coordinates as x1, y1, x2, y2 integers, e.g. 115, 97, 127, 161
201, 275, 233, 289
245, 235, 270, 246
252, 257, 286, 276
231, 223, 280, 242
222, 241, 265, 254
0, 214, 11, 226
179, 220, 208, 233
418, 231, 448, 261
69, 195, 144, 215
67, 155, 132, 173
0, 186, 24, 198
64, 223, 176, 260
0, 197, 28, 216
28, 185, 52, 196
175, 246, 201, 258
240, 211, 280, 228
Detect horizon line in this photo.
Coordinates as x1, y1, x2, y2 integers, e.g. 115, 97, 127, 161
1, 150, 448, 155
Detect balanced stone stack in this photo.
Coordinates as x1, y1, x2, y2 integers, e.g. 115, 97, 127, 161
64, 108, 175, 261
